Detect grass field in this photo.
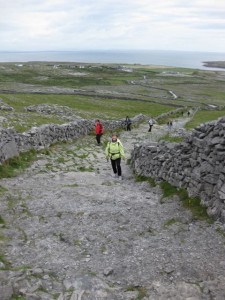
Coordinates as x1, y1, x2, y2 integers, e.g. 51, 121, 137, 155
0, 62, 225, 131
185, 109, 225, 129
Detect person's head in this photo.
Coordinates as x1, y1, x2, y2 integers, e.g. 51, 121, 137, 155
96, 119, 100, 123
111, 133, 118, 142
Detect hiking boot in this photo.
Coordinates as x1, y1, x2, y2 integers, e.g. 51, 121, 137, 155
114, 173, 118, 178
118, 176, 122, 180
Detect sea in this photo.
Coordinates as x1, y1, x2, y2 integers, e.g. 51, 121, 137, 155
0, 50, 225, 71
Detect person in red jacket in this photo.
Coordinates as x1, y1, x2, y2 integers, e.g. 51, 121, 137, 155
95, 120, 104, 145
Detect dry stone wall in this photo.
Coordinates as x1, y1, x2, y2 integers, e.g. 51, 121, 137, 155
131, 117, 225, 222
0, 114, 145, 163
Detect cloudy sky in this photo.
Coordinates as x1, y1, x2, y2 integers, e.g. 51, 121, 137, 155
1, 0, 225, 52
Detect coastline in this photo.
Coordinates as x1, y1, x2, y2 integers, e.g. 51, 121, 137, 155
203, 61, 225, 69
1, 50, 225, 70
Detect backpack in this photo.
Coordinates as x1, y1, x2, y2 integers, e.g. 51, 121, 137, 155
99, 123, 104, 134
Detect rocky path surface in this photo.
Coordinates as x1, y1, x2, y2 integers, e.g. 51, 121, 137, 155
1, 120, 225, 300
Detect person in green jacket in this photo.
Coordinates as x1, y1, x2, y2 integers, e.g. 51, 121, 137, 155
105, 133, 125, 180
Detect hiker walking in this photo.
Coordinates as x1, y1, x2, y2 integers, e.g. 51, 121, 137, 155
167, 120, 173, 130
105, 133, 125, 180
95, 119, 104, 145
125, 116, 132, 131
148, 118, 154, 132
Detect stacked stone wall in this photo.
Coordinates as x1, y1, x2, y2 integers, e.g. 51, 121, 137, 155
0, 114, 145, 163
131, 117, 225, 222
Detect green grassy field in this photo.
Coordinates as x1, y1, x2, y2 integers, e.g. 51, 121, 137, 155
0, 62, 224, 131
0, 93, 174, 132
185, 109, 225, 129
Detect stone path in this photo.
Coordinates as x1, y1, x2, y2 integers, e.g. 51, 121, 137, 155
1, 120, 225, 300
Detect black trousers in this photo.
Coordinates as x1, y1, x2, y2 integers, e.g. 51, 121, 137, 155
111, 158, 122, 176
148, 125, 153, 132
96, 134, 102, 144
126, 124, 131, 131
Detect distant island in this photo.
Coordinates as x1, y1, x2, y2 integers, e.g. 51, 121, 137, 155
203, 61, 225, 69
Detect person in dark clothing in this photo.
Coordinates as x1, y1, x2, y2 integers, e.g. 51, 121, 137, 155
148, 118, 153, 132
125, 116, 132, 131
167, 120, 173, 130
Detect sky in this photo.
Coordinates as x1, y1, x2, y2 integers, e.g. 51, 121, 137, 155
1, 0, 225, 53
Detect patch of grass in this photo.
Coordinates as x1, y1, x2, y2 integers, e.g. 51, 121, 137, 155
100, 244, 107, 253
159, 133, 184, 143
56, 156, 65, 163
81, 250, 89, 256
18, 227, 28, 242
102, 181, 114, 186
216, 227, 225, 238
0, 185, 8, 193
178, 188, 213, 223
163, 218, 178, 227
0, 149, 37, 179
139, 227, 155, 236
76, 211, 85, 217
135, 175, 156, 187
126, 158, 131, 165
160, 181, 213, 223
160, 181, 178, 198
45, 163, 53, 170
126, 286, 148, 299
86, 271, 97, 276
0, 252, 11, 269
64, 183, 79, 187
78, 166, 94, 172
74, 240, 82, 247
21, 202, 32, 217
185, 109, 225, 130
37, 148, 52, 156
11, 296, 27, 300
75, 153, 89, 159
0, 233, 10, 242
7, 195, 15, 210
0, 215, 6, 225
135, 175, 148, 182
10, 265, 32, 271
53, 293, 61, 300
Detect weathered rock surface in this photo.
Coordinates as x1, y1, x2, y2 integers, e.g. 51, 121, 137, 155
0, 119, 225, 299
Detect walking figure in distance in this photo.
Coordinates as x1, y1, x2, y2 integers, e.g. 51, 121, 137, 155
125, 116, 132, 131
167, 120, 173, 130
95, 120, 104, 145
148, 118, 154, 132
105, 133, 125, 180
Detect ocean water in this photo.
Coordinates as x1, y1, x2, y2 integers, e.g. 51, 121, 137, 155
0, 50, 225, 70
